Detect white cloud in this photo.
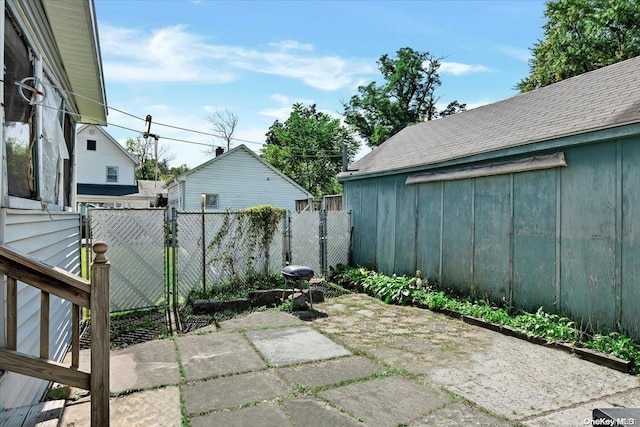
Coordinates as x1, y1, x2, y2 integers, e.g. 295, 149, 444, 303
259, 107, 292, 121
270, 94, 290, 105
269, 40, 314, 51
498, 46, 531, 63
99, 23, 375, 90
439, 61, 491, 75
269, 94, 315, 107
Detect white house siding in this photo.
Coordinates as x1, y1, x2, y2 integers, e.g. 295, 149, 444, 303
167, 182, 183, 212
77, 194, 152, 208
76, 128, 136, 185
182, 149, 310, 212
0, 209, 81, 409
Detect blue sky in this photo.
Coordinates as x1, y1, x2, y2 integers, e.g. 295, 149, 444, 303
94, 0, 546, 168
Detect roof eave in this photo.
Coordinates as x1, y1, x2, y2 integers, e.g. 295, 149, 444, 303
339, 122, 640, 182
43, 0, 107, 125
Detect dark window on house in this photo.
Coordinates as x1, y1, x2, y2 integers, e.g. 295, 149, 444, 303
87, 140, 96, 151
63, 112, 74, 207
4, 12, 36, 199
204, 194, 219, 209
106, 166, 118, 183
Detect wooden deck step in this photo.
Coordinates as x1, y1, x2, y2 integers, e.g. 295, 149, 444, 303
0, 399, 65, 427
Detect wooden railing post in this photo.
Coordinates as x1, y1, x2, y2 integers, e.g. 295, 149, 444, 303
90, 242, 110, 427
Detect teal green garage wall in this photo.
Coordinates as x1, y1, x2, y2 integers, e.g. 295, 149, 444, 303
343, 137, 640, 339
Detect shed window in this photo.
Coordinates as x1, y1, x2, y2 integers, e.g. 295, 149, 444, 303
204, 194, 219, 209
87, 140, 96, 151
106, 166, 118, 183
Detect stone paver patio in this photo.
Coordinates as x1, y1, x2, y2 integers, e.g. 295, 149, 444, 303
58, 293, 640, 426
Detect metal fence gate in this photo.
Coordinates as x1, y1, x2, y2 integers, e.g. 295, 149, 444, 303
88, 208, 168, 312
172, 210, 351, 300
172, 211, 285, 299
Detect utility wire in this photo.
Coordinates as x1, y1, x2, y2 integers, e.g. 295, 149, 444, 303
38, 79, 267, 146
33, 80, 353, 158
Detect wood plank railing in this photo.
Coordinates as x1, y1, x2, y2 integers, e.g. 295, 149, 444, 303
0, 242, 110, 427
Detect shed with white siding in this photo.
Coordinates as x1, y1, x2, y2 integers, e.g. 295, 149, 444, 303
166, 144, 313, 212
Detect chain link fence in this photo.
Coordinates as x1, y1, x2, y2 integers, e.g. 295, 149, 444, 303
87, 208, 351, 311
174, 210, 350, 299
174, 212, 284, 297
89, 208, 167, 312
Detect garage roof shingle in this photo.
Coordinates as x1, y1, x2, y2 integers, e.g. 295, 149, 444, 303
341, 55, 640, 179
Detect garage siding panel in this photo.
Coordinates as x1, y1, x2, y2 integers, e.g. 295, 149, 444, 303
375, 176, 396, 274
560, 144, 617, 332
441, 180, 473, 293
394, 175, 416, 275
416, 182, 442, 284
512, 169, 557, 312
621, 140, 640, 339
473, 175, 511, 301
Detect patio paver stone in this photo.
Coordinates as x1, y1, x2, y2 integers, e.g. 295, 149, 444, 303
246, 326, 350, 366
176, 331, 266, 381
190, 402, 293, 427
319, 376, 450, 427
278, 355, 386, 388
182, 370, 291, 415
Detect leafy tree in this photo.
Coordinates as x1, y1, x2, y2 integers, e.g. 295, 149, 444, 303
518, 0, 640, 92
124, 137, 175, 181
343, 47, 465, 147
262, 103, 359, 198
164, 164, 190, 182
438, 100, 467, 118
206, 109, 238, 153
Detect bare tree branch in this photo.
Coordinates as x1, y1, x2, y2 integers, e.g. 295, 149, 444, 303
205, 109, 239, 153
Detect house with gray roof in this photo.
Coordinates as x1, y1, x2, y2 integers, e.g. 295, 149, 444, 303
339, 55, 640, 340
165, 144, 313, 212
76, 125, 167, 212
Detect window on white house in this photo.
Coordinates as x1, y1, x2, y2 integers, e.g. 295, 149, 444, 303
4, 12, 36, 199
103, 202, 123, 208
204, 194, 219, 209
87, 140, 96, 150
106, 166, 118, 183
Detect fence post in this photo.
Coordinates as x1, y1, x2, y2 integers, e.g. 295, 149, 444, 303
91, 241, 110, 427
201, 196, 206, 291
319, 210, 327, 277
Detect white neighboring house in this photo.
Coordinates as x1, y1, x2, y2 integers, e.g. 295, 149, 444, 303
0, 0, 107, 409
76, 124, 167, 213
166, 144, 313, 212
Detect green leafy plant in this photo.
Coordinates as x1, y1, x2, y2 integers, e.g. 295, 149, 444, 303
208, 205, 286, 276
186, 270, 283, 303
330, 265, 640, 374
584, 333, 640, 366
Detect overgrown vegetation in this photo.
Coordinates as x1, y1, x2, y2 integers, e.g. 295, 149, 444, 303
330, 265, 640, 373
208, 205, 286, 276
186, 270, 283, 302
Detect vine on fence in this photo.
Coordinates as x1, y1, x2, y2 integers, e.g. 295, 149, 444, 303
208, 205, 286, 276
